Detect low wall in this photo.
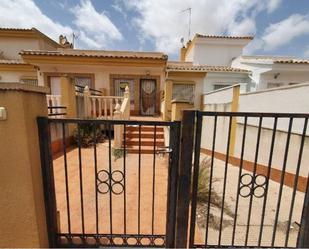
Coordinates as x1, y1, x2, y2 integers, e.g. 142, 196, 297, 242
0, 83, 49, 247
239, 83, 309, 134
201, 83, 309, 188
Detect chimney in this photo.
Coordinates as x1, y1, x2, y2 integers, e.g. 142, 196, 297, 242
59, 35, 65, 45
59, 35, 73, 48
180, 46, 187, 62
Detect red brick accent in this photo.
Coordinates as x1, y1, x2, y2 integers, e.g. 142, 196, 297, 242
200, 148, 308, 193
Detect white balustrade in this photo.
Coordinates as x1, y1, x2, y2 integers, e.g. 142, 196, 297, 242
83, 85, 127, 120
113, 86, 131, 148
46, 94, 64, 117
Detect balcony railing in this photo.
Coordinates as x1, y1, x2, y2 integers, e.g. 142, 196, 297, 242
83, 86, 130, 120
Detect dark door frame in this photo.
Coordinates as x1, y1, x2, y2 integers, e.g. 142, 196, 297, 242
139, 79, 157, 116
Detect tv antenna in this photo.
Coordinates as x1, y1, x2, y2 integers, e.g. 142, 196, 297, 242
181, 7, 192, 41
72, 32, 78, 48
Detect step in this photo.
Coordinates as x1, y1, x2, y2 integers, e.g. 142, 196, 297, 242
126, 126, 164, 133
124, 140, 165, 147
125, 133, 164, 139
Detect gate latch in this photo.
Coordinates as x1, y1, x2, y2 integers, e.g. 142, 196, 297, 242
156, 146, 172, 155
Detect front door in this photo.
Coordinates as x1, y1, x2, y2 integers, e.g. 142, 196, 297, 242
140, 79, 156, 116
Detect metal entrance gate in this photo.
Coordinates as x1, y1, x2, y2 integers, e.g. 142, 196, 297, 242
37, 117, 180, 247
186, 111, 309, 248
38, 111, 309, 248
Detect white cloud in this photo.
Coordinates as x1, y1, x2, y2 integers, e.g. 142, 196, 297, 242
72, 0, 123, 48
112, 1, 128, 19
121, 0, 281, 54
267, 0, 282, 13
304, 46, 309, 58
0, 0, 122, 49
228, 18, 257, 36
261, 14, 309, 51
0, 0, 72, 42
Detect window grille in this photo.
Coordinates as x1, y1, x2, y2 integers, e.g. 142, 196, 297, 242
74, 77, 92, 88
213, 84, 231, 90
172, 83, 194, 103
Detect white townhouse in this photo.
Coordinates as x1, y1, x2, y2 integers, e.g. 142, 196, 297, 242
231, 55, 309, 90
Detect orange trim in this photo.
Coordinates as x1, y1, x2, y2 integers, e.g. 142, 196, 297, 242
200, 148, 308, 193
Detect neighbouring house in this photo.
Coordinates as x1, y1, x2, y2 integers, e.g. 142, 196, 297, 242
179, 34, 253, 90
231, 55, 309, 90
162, 34, 252, 121
2, 27, 309, 122
0, 28, 65, 85
20, 49, 167, 116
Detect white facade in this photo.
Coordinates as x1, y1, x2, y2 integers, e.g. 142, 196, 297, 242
185, 36, 251, 66
203, 72, 250, 93
181, 36, 309, 93
232, 56, 309, 90
180, 35, 252, 93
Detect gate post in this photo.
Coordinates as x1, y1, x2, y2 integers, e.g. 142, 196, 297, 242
297, 182, 309, 247
37, 117, 58, 247
165, 121, 181, 248
175, 110, 196, 248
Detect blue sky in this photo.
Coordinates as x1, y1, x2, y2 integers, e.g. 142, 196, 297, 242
1, 0, 309, 60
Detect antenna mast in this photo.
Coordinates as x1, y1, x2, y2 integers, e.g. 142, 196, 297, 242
181, 7, 192, 41
72, 32, 78, 48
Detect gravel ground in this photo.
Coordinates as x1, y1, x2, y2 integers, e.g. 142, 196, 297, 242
194, 155, 304, 247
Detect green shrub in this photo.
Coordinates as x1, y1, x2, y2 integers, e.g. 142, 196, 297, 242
73, 123, 105, 147
112, 148, 126, 161
196, 156, 234, 218
197, 157, 211, 203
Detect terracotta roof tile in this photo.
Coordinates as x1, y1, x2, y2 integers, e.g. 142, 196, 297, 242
274, 59, 309, 64
195, 34, 254, 40
0, 59, 28, 65
0, 27, 33, 31
20, 49, 168, 60
167, 62, 249, 73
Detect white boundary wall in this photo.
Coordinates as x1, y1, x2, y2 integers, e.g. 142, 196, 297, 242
201, 83, 309, 177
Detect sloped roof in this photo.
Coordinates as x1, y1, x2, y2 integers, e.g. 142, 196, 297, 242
167, 62, 249, 73
241, 55, 296, 60
195, 33, 254, 40
0, 27, 62, 48
238, 56, 309, 65
20, 49, 168, 60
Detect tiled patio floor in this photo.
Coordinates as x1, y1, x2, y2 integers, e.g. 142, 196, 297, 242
53, 140, 169, 236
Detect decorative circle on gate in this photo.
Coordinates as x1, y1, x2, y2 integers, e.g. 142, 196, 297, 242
97, 170, 125, 195
239, 173, 267, 198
